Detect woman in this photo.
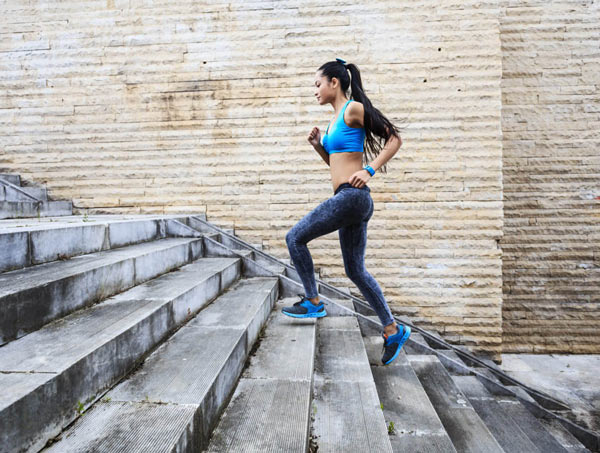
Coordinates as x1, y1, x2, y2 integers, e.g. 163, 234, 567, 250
281, 58, 411, 366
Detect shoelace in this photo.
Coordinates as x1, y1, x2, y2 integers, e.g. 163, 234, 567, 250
293, 293, 307, 306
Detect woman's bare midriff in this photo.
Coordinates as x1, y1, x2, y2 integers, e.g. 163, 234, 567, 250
330, 151, 364, 193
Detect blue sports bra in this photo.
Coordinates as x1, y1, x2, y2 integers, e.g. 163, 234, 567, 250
321, 99, 366, 155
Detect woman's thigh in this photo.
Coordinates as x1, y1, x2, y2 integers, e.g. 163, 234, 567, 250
338, 220, 368, 277
338, 196, 373, 274
287, 189, 371, 245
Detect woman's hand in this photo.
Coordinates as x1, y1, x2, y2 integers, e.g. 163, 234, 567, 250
349, 169, 371, 188
308, 127, 321, 147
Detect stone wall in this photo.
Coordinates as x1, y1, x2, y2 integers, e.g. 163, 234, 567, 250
2, 0, 515, 359
499, 0, 600, 353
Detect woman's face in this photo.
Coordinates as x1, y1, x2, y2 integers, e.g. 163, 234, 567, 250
314, 71, 336, 105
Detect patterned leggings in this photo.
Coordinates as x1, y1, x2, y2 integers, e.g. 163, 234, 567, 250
285, 182, 395, 327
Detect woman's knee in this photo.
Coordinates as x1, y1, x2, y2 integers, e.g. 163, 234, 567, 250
345, 264, 368, 283
286, 228, 301, 247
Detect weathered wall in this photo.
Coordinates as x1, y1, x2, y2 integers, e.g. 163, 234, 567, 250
499, 1, 600, 353
0, 0, 506, 358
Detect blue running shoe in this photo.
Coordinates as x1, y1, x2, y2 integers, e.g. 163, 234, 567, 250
282, 294, 327, 319
382, 324, 411, 365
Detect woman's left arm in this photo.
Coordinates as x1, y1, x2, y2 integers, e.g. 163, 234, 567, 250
368, 133, 402, 172
348, 129, 402, 188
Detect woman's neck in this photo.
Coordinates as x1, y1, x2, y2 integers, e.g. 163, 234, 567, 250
332, 97, 349, 115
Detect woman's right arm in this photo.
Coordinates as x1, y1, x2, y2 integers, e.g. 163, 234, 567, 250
308, 126, 330, 166
313, 143, 330, 167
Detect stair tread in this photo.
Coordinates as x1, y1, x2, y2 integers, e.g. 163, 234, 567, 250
108, 276, 277, 403
0, 256, 243, 453
312, 315, 393, 452
242, 302, 316, 381
41, 276, 277, 452
0, 258, 239, 374
363, 336, 458, 452
538, 417, 591, 453
46, 401, 198, 452
452, 375, 544, 452
207, 301, 316, 451
1, 236, 205, 345
208, 379, 311, 452
497, 396, 571, 452
407, 355, 505, 453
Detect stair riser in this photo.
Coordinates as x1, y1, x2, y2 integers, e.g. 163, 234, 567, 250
20, 187, 47, 200
0, 260, 243, 453
0, 174, 21, 185
0, 184, 47, 202
0, 217, 203, 274
188, 216, 284, 269
0, 201, 72, 219
202, 236, 281, 280
0, 240, 203, 345
214, 233, 279, 268
0, 184, 39, 202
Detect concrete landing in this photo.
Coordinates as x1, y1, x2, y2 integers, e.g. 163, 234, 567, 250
499, 354, 600, 433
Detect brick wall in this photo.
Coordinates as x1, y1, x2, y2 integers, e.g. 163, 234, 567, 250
2, 0, 509, 359
499, 1, 600, 353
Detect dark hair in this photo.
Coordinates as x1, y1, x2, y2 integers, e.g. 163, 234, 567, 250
317, 60, 406, 174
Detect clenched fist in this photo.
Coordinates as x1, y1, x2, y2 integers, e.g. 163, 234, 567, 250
308, 127, 321, 147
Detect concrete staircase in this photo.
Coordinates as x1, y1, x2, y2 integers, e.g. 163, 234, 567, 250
0, 174, 72, 219
0, 173, 598, 453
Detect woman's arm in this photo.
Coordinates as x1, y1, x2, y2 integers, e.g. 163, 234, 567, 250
313, 143, 330, 166
368, 132, 402, 172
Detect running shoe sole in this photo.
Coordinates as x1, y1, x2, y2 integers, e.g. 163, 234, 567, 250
383, 325, 412, 365
282, 310, 327, 319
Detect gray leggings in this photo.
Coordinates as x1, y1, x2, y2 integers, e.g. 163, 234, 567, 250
285, 182, 395, 327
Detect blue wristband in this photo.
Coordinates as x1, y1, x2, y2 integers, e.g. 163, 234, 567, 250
364, 165, 375, 176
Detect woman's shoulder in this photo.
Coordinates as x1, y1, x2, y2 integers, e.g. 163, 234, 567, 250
345, 100, 364, 128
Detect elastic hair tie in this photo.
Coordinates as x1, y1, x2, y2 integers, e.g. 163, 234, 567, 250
336, 57, 347, 66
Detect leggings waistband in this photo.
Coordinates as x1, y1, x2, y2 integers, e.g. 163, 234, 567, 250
334, 182, 370, 196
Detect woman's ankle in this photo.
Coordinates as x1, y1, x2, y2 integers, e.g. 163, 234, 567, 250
308, 296, 320, 305
384, 322, 398, 336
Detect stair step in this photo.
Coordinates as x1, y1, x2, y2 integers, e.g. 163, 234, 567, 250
0, 257, 242, 453
436, 349, 472, 376
452, 375, 545, 452
0, 200, 72, 219
0, 174, 21, 185
0, 215, 201, 273
207, 300, 317, 451
407, 355, 504, 453
362, 336, 458, 452
19, 186, 48, 200
357, 314, 382, 336
312, 315, 393, 452
538, 418, 591, 453
0, 183, 41, 202
45, 276, 279, 452
0, 237, 204, 345
495, 393, 572, 452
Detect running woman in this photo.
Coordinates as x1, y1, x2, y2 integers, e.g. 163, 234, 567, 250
282, 58, 411, 365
